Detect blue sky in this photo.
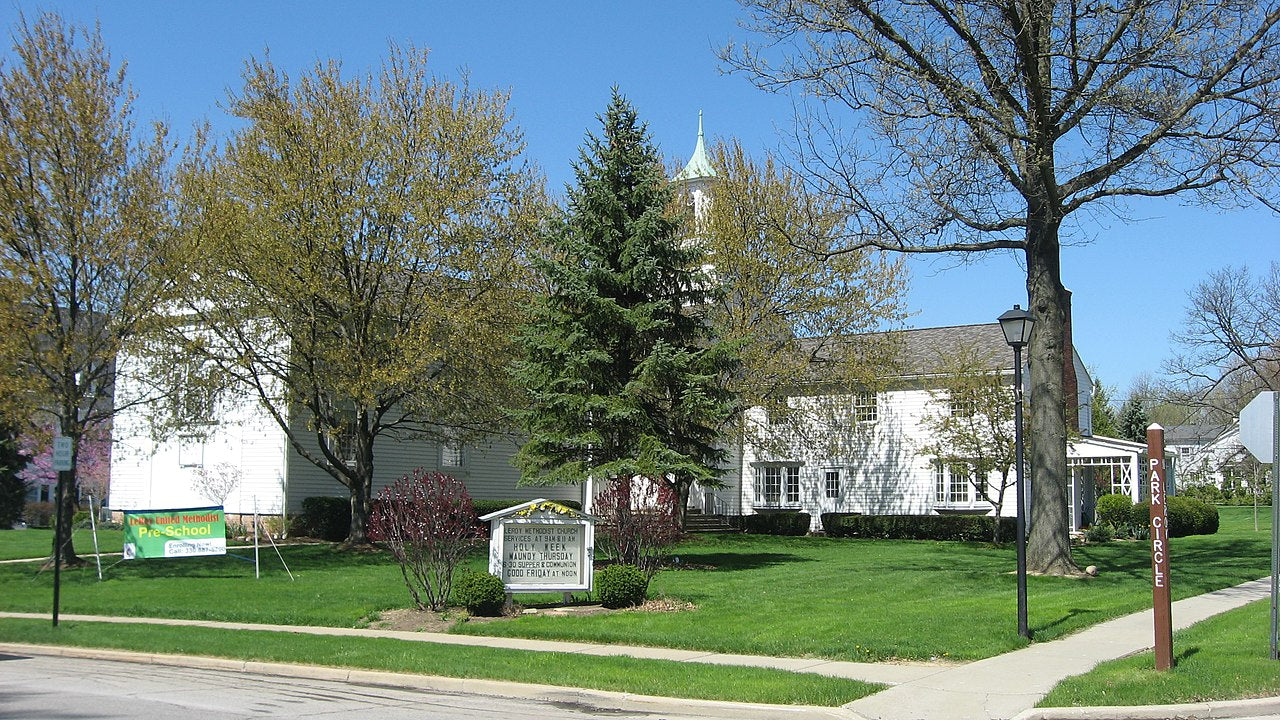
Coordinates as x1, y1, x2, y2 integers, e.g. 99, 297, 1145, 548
2, 1, 1274, 401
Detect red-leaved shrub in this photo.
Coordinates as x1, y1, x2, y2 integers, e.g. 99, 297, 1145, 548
370, 469, 479, 611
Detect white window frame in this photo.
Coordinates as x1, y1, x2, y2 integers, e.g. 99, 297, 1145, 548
441, 434, 463, 468
852, 392, 878, 424
823, 468, 842, 499
754, 464, 801, 507
178, 434, 205, 468
933, 461, 988, 507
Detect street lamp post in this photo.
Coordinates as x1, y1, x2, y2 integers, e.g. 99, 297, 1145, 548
999, 304, 1035, 640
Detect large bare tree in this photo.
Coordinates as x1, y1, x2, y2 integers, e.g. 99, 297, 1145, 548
0, 12, 175, 566
725, 0, 1280, 574
1167, 263, 1280, 419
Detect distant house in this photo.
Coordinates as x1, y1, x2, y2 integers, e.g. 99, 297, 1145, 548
1166, 422, 1253, 492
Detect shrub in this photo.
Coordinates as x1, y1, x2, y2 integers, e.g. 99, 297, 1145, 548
1084, 524, 1114, 543
596, 563, 648, 608
1132, 497, 1219, 537
453, 570, 507, 616
741, 511, 811, 536
292, 496, 350, 541
1094, 493, 1133, 528
369, 470, 480, 611
1178, 482, 1223, 505
594, 479, 682, 577
23, 501, 54, 527
824, 513, 1015, 542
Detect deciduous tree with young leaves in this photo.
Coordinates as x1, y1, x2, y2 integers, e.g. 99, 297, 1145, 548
171, 45, 544, 546
514, 91, 738, 523
725, 0, 1280, 574
700, 140, 907, 455
0, 12, 176, 564
917, 344, 1019, 542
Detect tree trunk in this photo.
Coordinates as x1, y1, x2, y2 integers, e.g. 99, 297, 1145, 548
346, 480, 371, 547
1024, 217, 1080, 576
674, 478, 691, 532
49, 470, 82, 567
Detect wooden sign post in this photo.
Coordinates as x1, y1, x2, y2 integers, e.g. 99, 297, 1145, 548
1147, 424, 1174, 671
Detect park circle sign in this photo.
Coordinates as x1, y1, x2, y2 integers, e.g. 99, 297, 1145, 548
479, 499, 596, 593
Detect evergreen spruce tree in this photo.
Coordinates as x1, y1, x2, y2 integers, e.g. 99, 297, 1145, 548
514, 91, 737, 521
0, 424, 30, 528
1118, 397, 1150, 444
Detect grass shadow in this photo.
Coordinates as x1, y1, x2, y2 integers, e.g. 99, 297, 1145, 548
668, 551, 814, 572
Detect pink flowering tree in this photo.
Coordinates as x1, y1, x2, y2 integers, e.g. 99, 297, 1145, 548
20, 422, 112, 506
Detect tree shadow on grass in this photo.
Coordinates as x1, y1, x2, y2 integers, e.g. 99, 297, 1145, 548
667, 551, 813, 572
1080, 536, 1270, 593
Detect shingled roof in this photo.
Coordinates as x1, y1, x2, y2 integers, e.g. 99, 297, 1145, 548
891, 323, 1013, 378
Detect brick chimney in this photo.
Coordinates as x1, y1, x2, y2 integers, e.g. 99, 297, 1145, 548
1062, 288, 1080, 432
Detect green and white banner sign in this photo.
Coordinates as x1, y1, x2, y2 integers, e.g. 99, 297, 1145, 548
123, 506, 227, 560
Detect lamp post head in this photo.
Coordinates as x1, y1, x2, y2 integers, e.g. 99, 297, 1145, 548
998, 304, 1035, 349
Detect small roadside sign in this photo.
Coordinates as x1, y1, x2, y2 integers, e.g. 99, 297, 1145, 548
51, 436, 72, 471
1240, 391, 1276, 463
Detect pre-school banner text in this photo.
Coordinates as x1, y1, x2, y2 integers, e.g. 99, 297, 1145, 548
122, 506, 227, 559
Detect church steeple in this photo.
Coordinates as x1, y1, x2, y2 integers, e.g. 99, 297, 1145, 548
675, 111, 717, 182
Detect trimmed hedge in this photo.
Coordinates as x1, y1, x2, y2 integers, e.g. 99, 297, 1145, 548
740, 511, 810, 536
1131, 496, 1219, 537
823, 513, 1015, 542
22, 501, 54, 528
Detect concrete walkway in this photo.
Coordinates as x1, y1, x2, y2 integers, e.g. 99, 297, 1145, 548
1, 577, 1276, 720
847, 577, 1274, 720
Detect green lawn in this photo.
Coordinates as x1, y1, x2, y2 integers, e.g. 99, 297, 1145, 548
1039, 598, 1280, 707
0, 507, 1271, 664
453, 506, 1273, 662
0, 618, 876, 706
0, 527, 124, 561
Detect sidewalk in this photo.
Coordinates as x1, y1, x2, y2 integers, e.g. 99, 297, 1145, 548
1, 577, 1276, 720
847, 577, 1275, 720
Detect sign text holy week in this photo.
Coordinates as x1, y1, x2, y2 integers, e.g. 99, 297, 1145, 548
123, 506, 227, 559
483, 500, 595, 593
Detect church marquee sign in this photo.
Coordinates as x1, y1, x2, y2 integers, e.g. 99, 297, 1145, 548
480, 500, 595, 594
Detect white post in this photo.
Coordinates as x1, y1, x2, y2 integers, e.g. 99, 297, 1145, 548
88, 493, 102, 581
253, 496, 260, 580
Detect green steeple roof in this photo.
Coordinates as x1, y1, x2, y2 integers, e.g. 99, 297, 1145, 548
674, 111, 716, 182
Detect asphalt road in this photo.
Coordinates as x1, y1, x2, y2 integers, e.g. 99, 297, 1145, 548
0, 652, 716, 720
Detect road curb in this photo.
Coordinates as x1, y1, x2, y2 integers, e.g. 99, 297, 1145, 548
0, 641, 865, 720
1012, 695, 1280, 720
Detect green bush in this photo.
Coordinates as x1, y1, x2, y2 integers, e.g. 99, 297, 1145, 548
453, 570, 507, 616
823, 513, 1015, 542
740, 511, 810, 536
1131, 497, 1219, 537
1094, 493, 1133, 528
596, 563, 648, 608
1084, 524, 1114, 543
291, 496, 350, 542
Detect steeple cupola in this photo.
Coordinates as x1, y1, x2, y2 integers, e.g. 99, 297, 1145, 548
673, 111, 716, 221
